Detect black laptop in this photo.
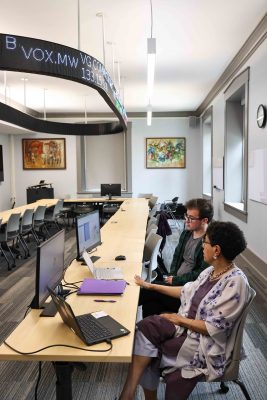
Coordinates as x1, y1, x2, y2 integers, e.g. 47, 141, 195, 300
48, 288, 130, 346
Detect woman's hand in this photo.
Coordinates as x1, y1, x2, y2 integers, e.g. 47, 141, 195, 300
160, 313, 183, 325
134, 275, 151, 289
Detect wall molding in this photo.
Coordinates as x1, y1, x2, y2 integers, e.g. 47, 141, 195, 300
238, 247, 267, 283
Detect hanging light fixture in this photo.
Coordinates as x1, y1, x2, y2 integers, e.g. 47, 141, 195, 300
147, 0, 156, 126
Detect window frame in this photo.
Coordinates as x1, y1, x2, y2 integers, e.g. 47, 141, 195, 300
202, 106, 213, 200
224, 68, 249, 222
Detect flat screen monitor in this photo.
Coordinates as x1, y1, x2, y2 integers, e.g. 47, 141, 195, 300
76, 210, 101, 261
31, 229, 65, 316
0, 145, 4, 182
100, 183, 121, 200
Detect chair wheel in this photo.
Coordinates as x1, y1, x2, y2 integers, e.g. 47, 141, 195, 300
219, 383, 229, 393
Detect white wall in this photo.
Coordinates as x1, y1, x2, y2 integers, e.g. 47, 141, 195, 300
131, 118, 202, 203
211, 38, 267, 263
0, 133, 12, 210
12, 133, 77, 205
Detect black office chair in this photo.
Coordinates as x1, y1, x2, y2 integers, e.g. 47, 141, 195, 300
161, 196, 179, 212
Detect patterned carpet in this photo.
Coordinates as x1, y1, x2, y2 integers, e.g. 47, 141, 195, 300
0, 221, 266, 400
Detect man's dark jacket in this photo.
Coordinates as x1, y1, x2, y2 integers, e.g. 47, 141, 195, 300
169, 230, 209, 285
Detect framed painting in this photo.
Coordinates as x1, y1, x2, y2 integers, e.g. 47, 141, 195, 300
22, 138, 66, 170
146, 137, 186, 168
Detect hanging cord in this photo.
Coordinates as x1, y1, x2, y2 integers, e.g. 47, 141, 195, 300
150, 0, 153, 38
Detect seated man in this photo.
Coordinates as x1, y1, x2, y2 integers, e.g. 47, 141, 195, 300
139, 198, 214, 317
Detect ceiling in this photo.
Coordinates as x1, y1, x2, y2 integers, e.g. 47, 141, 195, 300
0, 0, 267, 132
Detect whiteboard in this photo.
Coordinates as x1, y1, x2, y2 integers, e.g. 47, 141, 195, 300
249, 148, 267, 205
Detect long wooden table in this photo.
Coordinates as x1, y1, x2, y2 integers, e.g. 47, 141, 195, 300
0, 198, 149, 399
0, 198, 58, 225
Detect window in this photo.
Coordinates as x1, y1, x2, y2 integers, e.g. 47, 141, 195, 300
224, 68, 249, 222
202, 107, 213, 198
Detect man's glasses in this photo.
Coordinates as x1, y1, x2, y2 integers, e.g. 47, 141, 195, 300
184, 213, 202, 222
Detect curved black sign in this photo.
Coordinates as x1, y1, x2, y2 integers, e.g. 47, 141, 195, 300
0, 33, 127, 133
0, 102, 123, 135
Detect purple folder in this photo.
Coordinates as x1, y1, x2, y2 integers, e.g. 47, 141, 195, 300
77, 279, 127, 295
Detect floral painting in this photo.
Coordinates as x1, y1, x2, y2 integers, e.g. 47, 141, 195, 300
22, 138, 66, 169
146, 137, 186, 168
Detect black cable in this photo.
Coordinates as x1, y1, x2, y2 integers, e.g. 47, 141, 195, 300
150, 0, 153, 38
3, 340, 113, 354
35, 361, 42, 400
23, 305, 31, 319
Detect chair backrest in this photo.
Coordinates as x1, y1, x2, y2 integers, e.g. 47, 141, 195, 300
146, 223, 158, 237
221, 288, 256, 381
33, 205, 47, 222
143, 232, 162, 262
143, 233, 162, 282
148, 196, 158, 210
138, 193, 153, 199
147, 216, 158, 229
21, 208, 34, 228
6, 213, 21, 234
52, 199, 64, 217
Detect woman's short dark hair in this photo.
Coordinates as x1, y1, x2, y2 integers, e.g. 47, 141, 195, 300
185, 198, 214, 222
206, 221, 247, 261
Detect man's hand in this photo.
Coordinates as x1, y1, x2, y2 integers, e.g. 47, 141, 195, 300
164, 276, 173, 284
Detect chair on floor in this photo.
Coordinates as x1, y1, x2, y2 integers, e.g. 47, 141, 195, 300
0, 213, 22, 270
145, 223, 158, 240
148, 196, 158, 210
59, 200, 73, 228
161, 196, 179, 212
147, 216, 158, 230
161, 289, 256, 400
44, 199, 65, 231
102, 203, 120, 223
0, 218, 12, 269
212, 288, 256, 399
73, 203, 94, 218
142, 233, 162, 282
19, 208, 35, 258
33, 205, 50, 244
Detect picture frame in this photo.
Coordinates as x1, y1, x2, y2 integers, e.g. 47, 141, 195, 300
22, 138, 66, 170
146, 137, 186, 169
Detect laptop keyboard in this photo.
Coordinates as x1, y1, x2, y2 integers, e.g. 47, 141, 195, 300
95, 267, 123, 280
77, 314, 112, 342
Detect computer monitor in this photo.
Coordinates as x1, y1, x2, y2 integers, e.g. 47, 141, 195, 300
100, 183, 121, 200
31, 229, 65, 316
76, 210, 101, 261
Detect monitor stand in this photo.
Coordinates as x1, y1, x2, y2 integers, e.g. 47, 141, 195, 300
108, 193, 112, 200
40, 285, 70, 317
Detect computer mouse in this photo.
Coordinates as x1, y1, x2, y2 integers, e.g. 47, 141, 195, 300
115, 255, 126, 261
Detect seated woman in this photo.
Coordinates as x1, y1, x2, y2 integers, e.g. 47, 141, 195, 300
118, 221, 253, 400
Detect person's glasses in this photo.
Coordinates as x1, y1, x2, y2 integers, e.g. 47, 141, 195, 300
202, 238, 212, 246
184, 213, 201, 222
